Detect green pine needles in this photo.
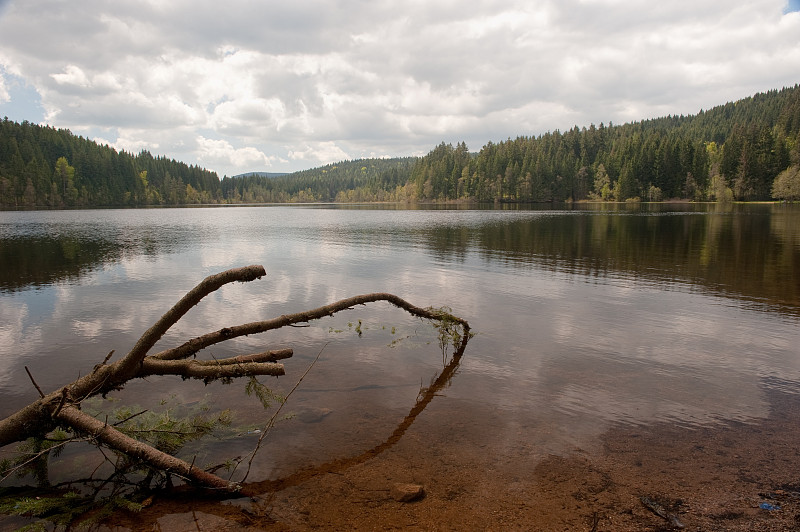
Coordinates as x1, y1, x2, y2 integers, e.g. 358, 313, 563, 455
0, 395, 236, 531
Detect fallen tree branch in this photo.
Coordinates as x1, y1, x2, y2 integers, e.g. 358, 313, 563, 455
0, 266, 268, 448
139, 359, 285, 379
55, 406, 239, 492
0, 265, 471, 495
152, 292, 469, 362
114, 265, 267, 380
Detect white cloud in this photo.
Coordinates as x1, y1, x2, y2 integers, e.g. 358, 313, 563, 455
0, 74, 8, 102
196, 136, 276, 173
51, 64, 90, 87
0, 0, 798, 176
288, 141, 350, 164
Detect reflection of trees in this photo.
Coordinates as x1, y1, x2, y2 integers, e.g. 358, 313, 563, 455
462, 205, 799, 314
0, 226, 198, 292
4, 205, 798, 312
771, 207, 800, 250
420, 225, 472, 263
0, 236, 118, 291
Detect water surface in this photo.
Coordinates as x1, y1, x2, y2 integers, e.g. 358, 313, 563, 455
1, 203, 799, 483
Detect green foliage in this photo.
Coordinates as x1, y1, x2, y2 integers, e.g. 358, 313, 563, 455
219, 157, 416, 203
0, 488, 143, 531
426, 306, 473, 360
3, 84, 799, 207
406, 85, 800, 203
0, 118, 220, 207
772, 165, 800, 201
0, 395, 239, 530
647, 185, 663, 202
98, 397, 233, 457
244, 376, 286, 410
0, 429, 71, 488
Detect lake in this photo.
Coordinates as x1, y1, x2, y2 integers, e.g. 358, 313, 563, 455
1, 203, 799, 529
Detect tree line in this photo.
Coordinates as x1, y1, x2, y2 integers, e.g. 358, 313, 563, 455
409, 84, 800, 203
219, 158, 416, 203
0, 118, 222, 207
2, 83, 799, 208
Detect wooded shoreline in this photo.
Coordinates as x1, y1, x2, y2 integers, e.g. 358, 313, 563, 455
2, 84, 799, 207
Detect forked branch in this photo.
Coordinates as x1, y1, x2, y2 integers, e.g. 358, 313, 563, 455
0, 265, 471, 493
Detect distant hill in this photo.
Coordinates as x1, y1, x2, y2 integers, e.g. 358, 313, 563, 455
231, 171, 289, 179
220, 157, 417, 203
2, 83, 799, 207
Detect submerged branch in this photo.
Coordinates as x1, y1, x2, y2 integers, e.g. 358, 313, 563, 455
239, 343, 327, 484
242, 328, 470, 497
56, 406, 239, 492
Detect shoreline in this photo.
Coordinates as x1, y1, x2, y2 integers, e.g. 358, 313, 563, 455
95, 385, 800, 531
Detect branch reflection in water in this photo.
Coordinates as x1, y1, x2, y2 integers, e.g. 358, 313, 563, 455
243, 329, 470, 497
110, 329, 471, 527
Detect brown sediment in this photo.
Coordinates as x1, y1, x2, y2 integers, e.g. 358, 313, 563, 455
102, 385, 800, 531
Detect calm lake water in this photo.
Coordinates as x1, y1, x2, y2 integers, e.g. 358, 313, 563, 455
1, 203, 799, 485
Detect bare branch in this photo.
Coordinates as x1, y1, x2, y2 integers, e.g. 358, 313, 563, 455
113, 265, 266, 380
152, 293, 469, 361
206, 348, 293, 365
24, 366, 45, 398
112, 409, 149, 427
56, 405, 240, 492
51, 387, 69, 419
139, 358, 285, 379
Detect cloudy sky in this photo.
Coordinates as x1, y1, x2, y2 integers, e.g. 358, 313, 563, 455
1, 0, 799, 177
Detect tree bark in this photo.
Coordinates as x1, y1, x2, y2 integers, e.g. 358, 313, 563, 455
138, 358, 285, 379
56, 405, 240, 492
0, 265, 269, 448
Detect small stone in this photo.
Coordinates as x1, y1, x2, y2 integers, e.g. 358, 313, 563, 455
392, 483, 425, 502
295, 407, 332, 423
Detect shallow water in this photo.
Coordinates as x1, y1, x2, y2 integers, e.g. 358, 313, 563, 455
1, 203, 799, 488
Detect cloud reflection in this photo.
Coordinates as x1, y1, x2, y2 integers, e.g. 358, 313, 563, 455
1, 205, 799, 460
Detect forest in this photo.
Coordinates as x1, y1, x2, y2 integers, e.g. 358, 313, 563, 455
219, 158, 416, 203
1, 84, 799, 207
0, 119, 221, 207
409, 84, 800, 203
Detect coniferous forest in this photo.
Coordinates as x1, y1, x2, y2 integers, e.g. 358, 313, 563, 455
1, 84, 799, 207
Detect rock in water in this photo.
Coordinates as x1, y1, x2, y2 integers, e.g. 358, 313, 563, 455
295, 407, 332, 423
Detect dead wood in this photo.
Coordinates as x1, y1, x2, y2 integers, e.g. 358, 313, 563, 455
55, 405, 240, 492
0, 265, 471, 493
